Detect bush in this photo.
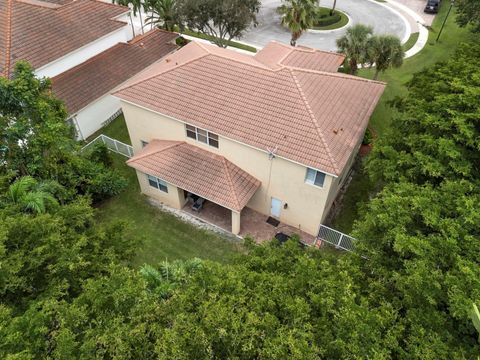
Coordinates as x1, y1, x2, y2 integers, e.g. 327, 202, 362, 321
87, 143, 113, 167
313, 7, 341, 27
362, 127, 373, 145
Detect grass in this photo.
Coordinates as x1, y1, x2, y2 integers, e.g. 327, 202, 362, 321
330, 3, 474, 233
181, 29, 257, 53
87, 114, 131, 145
402, 32, 419, 52
94, 116, 243, 267
311, 7, 349, 30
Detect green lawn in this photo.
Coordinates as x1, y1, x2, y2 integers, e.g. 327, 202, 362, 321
94, 117, 243, 267
402, 32, 419, 52
87, 114, 131, 144
331, 3, 474, 233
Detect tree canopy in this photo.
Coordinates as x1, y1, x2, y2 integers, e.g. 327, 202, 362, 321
455, 0, 480, 33
0, 37, 479, 360
176, 0, 260, 48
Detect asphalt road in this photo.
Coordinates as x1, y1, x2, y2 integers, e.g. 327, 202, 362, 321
241, 0, 409, 51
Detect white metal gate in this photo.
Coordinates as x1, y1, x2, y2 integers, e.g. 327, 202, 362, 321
317, 224, 356, 252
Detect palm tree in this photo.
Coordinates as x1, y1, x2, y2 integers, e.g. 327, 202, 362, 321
277, 0, 317, 47
8, 176, 60, 214
144, 0, 178, 32
140, 258, 202, 298
336, 24, 373, 75
330, 0, 337, 16
131, 0, 145, 34
112, 0, 136, 37
367, 34, 404, 80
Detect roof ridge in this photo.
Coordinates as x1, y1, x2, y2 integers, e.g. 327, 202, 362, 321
3, 0, 13, 78
288, 68, 339, 174
288, 66, 386, 85
16, 0, 61, 9
194, 41, 271, 70
127, 140, 183, 163
221, 157, 241, 211
129, 28, 166, 44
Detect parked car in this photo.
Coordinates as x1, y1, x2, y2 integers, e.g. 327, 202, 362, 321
424, 0, 440, 13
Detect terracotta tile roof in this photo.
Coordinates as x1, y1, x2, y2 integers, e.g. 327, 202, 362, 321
0, 0, 129, 78
127, 140, 261, 212
51, 29, 178, 114
254, 41, 345, 72
115, 41, 385, 176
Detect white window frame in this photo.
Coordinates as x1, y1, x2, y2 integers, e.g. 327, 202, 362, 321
305, 168, 326, 188
185, 124, 219, 148
147, 174, 168, 193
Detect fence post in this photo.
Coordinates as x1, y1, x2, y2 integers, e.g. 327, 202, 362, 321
337, 234, 343, 248
114, 139, 119, 152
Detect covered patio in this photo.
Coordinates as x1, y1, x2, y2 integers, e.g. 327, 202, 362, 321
127, 139, 262, 235
183, 201, 316, 245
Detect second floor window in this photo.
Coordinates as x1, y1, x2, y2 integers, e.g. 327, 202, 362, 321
186, 124, 219, 148
305, 168, 326, 188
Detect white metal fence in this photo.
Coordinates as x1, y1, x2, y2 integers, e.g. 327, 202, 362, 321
317, 224, 356, 252
81, 134, 134, 158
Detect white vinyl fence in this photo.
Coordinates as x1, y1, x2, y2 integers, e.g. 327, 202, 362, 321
317, 224, 356, 252
81, 134, 133, 158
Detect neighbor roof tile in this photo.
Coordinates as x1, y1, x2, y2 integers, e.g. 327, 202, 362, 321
51, 29, 178, 114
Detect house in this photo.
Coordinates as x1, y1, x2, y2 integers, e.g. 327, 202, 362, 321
51, 29, 178, 140
0, 0, 178, 139
114, 41, 385, 238
0, 0, 132, 79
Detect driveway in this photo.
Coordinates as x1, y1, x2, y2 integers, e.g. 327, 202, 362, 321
241, 0, 409, 51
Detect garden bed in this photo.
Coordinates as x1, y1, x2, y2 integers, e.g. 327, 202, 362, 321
311, 7, 349, 30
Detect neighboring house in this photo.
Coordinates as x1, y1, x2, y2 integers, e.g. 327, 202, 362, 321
51, 29, 177, 140
1, 0, 178, 139
0, 0, 132, 79
113, 41, 385, 237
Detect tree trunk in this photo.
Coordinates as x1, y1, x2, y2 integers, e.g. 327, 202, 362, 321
129, 13, 136, 37
139, 8, 144, 34
349, 58, 357, 75
373, 69, 380, 80
330, 0, 337, 15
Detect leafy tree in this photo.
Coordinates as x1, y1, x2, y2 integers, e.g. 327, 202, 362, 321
145, 0, 178, 31
0, 62, 127, 202
351, 41, 480, 357
176, 0, 261, 48
456, 0, 480, 33
367, 42, 480, 184
336, 24, 373, 74
367, 34, 404, 80
277, 0, 317, 46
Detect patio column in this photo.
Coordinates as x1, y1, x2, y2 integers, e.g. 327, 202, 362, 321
231, 210, 241, 235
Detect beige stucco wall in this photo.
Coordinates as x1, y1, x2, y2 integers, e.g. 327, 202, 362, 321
121, 100, 339, 236
135, 169, 186, 209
